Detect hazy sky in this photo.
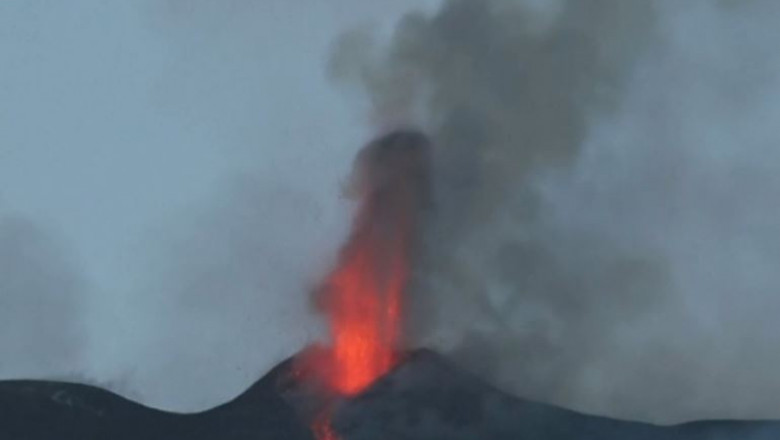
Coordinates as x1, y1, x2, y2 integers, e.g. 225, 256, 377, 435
0, 0, 432, 294
0, 0, 439, 409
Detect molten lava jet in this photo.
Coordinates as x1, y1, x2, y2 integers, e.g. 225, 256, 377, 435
307, 130, 431, 439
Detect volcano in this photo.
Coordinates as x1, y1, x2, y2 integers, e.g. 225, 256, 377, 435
4, 130, 780, 439
2, 349, 780, 439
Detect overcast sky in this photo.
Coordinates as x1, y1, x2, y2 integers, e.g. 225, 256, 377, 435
0, 0, 433, 295
0, 0, 440, 410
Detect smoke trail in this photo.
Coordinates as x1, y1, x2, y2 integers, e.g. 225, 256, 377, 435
330, 0, 780, 423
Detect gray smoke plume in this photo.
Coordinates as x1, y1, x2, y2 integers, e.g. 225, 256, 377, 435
330, 0, 780, 423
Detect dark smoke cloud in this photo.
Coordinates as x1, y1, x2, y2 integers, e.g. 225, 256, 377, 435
330, 0, 780, 423
0, 210, 86, 379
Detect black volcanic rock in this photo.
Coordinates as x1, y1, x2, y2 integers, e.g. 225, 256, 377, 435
2, 349, 780, 439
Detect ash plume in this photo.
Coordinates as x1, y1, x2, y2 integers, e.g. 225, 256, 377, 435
329, 0, 780, 423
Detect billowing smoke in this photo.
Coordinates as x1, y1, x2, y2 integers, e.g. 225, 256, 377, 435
329, 0, 780, 423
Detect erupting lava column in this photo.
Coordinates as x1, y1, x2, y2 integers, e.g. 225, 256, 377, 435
316, 130, 431, 397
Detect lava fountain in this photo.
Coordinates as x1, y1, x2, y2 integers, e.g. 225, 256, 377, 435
307, 130, 431, 438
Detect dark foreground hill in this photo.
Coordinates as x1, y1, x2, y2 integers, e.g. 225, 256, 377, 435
2, 349, 779, 439
0, 361, 313, 440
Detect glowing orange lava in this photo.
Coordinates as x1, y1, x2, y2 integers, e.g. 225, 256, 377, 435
323, 195, 412, 395
312, 409, 339, 440
309, 131, 429, 439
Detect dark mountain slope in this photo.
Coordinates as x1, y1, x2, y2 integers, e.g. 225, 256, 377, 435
0, 360, 312, 440
331, 349, 780, 440
2, 349, 780, 439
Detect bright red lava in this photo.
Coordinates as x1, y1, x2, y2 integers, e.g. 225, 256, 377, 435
323, 192, 410, 395
308, 131, 427, 439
